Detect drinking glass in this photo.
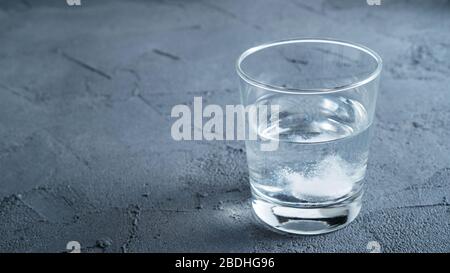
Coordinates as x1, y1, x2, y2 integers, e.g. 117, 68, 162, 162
236, 38, 382, 235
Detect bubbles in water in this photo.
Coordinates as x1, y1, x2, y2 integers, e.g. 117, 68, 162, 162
278, 155, 361, 201
247, 94, 371, 204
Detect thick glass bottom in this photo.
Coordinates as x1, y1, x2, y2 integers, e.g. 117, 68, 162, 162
251, 190, 362, 235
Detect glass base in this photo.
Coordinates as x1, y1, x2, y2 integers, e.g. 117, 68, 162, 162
251, 191, 362, 235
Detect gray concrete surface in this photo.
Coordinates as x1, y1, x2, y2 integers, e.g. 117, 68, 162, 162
0, 0, 449, 253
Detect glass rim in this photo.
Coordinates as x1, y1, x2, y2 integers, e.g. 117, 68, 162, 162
236, 38, 383, 95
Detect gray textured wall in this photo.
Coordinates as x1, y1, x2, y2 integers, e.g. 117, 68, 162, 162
0, 0, 449, 252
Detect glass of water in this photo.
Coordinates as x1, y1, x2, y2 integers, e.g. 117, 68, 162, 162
236, 38, 382, 235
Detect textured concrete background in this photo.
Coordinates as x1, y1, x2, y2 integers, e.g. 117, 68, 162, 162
0, 0, 449, 253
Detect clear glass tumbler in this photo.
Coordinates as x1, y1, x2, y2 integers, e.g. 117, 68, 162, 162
236, 38, 382, 235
